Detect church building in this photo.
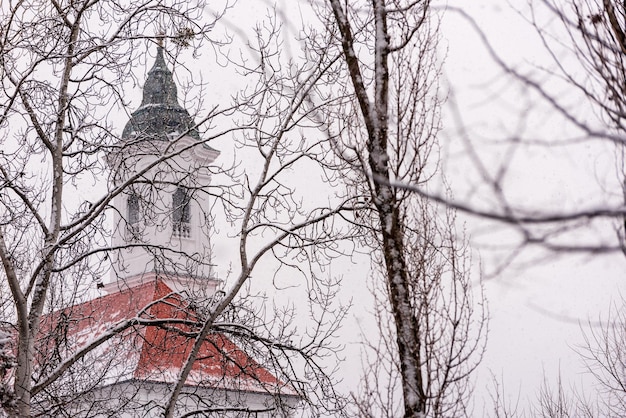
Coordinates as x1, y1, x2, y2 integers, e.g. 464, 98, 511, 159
34, 47, 298, 417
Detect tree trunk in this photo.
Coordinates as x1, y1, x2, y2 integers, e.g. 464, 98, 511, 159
329, 0, 427, 415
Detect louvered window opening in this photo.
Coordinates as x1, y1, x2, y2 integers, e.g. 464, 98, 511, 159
173, 187, 191, 238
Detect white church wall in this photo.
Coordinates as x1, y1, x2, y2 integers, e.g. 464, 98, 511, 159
108, 135, 219, 296
65, 380, 298, 417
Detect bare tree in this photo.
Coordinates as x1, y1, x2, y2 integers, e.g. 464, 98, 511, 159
0, 0, 220, 414
506, 4, 626, 415
535, 0, 626, 253
355, 197, 486, 417
576, 303, 626, 416
446, 1, 626, 416
409, 1, 626, 259
0, 1, 359, 417
297, 1, 488, 416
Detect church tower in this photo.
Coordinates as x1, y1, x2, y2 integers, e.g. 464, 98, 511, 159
31, 48, 299, 417
106, 46, 220, 298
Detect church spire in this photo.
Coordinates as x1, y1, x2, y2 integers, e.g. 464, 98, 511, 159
140, 46, 179, 106
121, 46, 200, 141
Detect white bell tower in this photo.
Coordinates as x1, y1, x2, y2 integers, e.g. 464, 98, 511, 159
106, 46, 220, 298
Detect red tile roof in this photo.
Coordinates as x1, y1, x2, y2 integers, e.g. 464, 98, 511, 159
35, 279, 293, 395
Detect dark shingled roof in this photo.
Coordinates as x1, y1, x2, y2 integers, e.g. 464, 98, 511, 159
122, 47, 200, 141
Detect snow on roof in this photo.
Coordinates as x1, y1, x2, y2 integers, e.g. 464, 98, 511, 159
35, 279, 295, 396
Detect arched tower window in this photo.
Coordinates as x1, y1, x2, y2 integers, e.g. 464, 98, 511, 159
173, 187, 191, 238
127, 193, 140, 225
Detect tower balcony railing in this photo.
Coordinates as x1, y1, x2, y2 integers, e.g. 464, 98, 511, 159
173, 221, 191, 239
